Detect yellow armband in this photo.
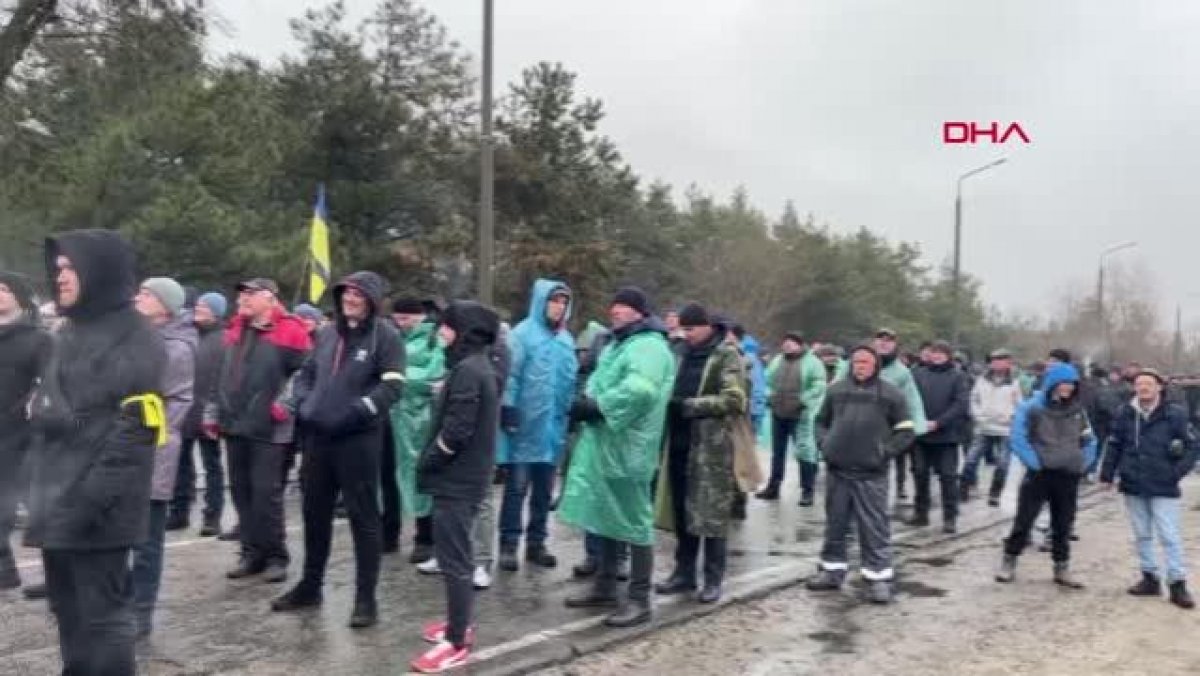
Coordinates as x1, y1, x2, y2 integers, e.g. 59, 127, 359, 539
121, 394, 168, 449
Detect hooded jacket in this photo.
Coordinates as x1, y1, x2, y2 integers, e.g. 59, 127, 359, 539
1010, 363, 1098, 474
151, 314, 197, 500
209, 297, 312, 442
740, 336, 768, 420
417, 301, 500, 502
26, 230, 167, 550
390, 319, 445, 518
499, 279, 578, 465
835, 353, 928, 436
0, 272, 52, 438
971, 370, 1023, 436
816, 346, 915, 475
293, 271, 404, 438
1101, 398, 1199, 498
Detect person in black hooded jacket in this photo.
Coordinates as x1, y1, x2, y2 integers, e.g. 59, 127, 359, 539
410, 301, 500, 673
26, 230, 167, 676
271, 271, 404, 628
911, 340, 971, 532
0, 271, 52, 589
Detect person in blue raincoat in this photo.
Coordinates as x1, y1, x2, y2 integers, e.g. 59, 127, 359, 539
496, 279, 578, 572
735, 329, 768, 436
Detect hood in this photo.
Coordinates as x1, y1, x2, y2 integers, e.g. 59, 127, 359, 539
160, 312, 199, 349
442, 300, 499, 360
576, 320, 608, 350
527, 277, 572, 331
333, 270, 389, 331
741, 335, 761, 356
847, 344, 882, 382
0, 270, 38, 325
1041, 362, 1081, 400
45, 229, 138, 320
613, 314, 669, 343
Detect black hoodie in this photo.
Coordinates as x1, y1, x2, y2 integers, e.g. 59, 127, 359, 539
816, 345, 915, 476
293, 271, 404, 437
417, 301, 499, 502
27, 230, 167, 550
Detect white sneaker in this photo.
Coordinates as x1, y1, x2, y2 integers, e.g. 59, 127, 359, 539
417, 558, 442, 575
473, 566, 492, 590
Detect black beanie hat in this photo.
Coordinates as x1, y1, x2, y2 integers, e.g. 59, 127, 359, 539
611, 286, 651, 317
677, 302, 709, 327
782, 331, 805, 345
392, 297, 426, 314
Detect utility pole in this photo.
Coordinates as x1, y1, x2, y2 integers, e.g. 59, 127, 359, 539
1173, 303, 1183, 374
478, 0, 495, 305
950, 157, 1006, 347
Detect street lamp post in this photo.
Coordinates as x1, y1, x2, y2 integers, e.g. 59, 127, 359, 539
951, 157, 1007, 347
1097, 241, 1137, 365
478, 0, 495, 306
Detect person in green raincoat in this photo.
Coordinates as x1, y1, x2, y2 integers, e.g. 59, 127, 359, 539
560, 287, 675, 629
757, 332, 828, 506
834, 328, 928, 501
389, 298, 445, 565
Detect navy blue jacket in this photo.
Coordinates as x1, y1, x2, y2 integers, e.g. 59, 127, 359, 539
1101, 400, 1199, 498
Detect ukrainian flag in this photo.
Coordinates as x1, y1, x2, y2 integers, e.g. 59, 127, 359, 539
308, 185, 331, 304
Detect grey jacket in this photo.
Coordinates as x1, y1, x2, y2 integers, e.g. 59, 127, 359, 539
152, 315, 197, 501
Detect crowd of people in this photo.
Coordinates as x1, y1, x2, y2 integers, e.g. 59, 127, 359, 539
1, 228, 1199, 675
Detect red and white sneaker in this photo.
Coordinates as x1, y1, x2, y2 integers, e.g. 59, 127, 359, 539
420, 620, 476, 645
411, 640, 470, 673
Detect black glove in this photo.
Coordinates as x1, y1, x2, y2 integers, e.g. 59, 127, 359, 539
570, 397, 604, 424
500, 405, 520, 433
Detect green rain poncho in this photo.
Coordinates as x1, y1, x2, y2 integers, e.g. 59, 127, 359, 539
558, 322, 676, 546
390, 321, 445, 518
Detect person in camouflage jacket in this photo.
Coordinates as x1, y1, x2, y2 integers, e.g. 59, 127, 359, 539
654, 303, 747, 605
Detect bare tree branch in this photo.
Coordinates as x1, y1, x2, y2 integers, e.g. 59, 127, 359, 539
0, 0, 58, 87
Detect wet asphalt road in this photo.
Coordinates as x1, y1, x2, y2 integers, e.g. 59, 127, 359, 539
2, 453, 1027, 675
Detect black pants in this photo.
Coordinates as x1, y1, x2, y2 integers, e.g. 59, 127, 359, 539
668, 441, 727, 586
767, 415, 799, 489
172, 437, 225, 520
226, 436, 289, 566
0, 440, 31, 566
894, 448, 911, 496
415, 515, 434, 546
433, 496, 477, 648
300, 429, 382, 598
596, 536, 653, 602
1004, 469, 1080, 563
380, 421, 401, 548
44, 548, 136, 676
820, 469, 892, 579
914, 442, 960, 520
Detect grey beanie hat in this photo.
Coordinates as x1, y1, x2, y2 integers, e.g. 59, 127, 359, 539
141, 277, 186, 317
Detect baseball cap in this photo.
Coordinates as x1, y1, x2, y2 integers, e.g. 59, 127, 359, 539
875, 327, 898, 339
237, 278, 280, 296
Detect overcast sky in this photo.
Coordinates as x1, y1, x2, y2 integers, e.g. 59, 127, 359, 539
209, 0, 1200, 323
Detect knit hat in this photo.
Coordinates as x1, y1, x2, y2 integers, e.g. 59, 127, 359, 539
930, 340, 954, 357
293, 303, 323, 322
141, 277, 186, 317
1048, 348, 1073, 364
677, 302, 710, 327
610, 286, 651, 317
197, 292, 228, 318
392, 297, 426, 315
782, 331, 805, 345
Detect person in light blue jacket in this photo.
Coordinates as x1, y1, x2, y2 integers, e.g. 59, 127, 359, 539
497, 279, 578, 572
736, 330, 768, 434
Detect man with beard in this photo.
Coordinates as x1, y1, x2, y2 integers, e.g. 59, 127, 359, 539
273, 271, 404, 628
0, 272, 52, 589
26, 230, 167, 674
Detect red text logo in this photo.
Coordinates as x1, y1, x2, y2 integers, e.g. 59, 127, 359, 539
943, 122, 1030, 144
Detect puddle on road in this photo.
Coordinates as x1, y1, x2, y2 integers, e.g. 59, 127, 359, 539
895, 579, 949, 598
906, 555, 954, 567
806, 629, 857, 654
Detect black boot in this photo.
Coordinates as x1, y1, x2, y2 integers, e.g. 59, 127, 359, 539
526, 544, 558, 568
731, 493, 748, 520
959, 479, 972, 503
1128, 572, 1162, 597
907, 512, 930, 528
409, 543, 434, 565
349, 596, 378, 628
942, 518, 957, 535
798, 490, 815, 507
0, 554, 19, 590
227, 558, 265, 580
272, 582, 323, 612
573, 558, 598, 578
382, 539, 400, 555
806, 568, 846, 591
604, 598, 652, 628
165, 511, 190, 532
564, 579, 620, 608
217, 524, 241, 542
655, 572, 697, 596
1053, 562, 1084, 589
755, 485, 780, 501
499, 545, 520, 572
22, 582, 47, 600
698, 584, 722, 604
1169, 581, 1195, 609
199, 515, 221, 538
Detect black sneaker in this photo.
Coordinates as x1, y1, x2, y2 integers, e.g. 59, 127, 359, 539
263, 562, 289, 584
942, 519, 957, 535
165, 512, 190, 532
655, 574, 697, 596
798, 491, 815, 507
755, 487, 780, 501
199, 516, 222, 538
22, 583, 47, 600
382, 540, 400, 555
349, 597, 378, 628
526, 545, 558, 569
906, 513, 930, 528
564, 591, 620, 609
226, 560, 265, 580
217, 525, 241, 542
499, 548, 520, 572
409, 543, 434, 565
987, 496, 1001, 508
572, 559, 598, 579
271, 584, 323, 612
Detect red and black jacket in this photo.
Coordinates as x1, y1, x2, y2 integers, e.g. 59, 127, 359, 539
213, 306, 311, 441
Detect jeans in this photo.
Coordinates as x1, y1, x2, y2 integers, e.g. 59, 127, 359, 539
300, 429, 382, 598
473, 491, 495, 568
914, 442, 959, 520
44, 548, 136, 676
962, 434, 1012, 497
172, 437, 225, 520
1125, 495, 1187, 582
131, 500, 169, 635
1003, 469, 1080, 562
767, 416, 799, 489
498, 462, 556, 550
226, 436, 289, 566
433, 496, 478, 648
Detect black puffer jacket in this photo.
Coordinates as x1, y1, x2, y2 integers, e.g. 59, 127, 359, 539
1102, 401, 1200, 498
418, 301, 499, 503
0, 272, 52, 461
26, 230, 167, 550
816, 346, 915, 476
293, 271, 404, 437
913, 361, 971, 444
